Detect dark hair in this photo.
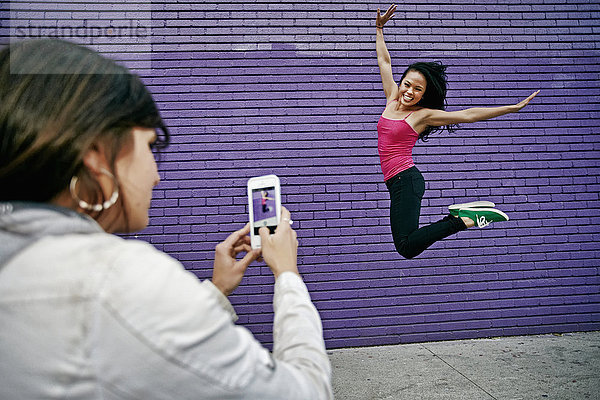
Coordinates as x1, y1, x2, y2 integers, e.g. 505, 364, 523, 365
0, 39, 169, 210
399, 61, 456, 141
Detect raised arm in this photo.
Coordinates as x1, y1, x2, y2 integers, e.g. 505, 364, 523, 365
376, 4, 398, 101
416, 90, 540, 129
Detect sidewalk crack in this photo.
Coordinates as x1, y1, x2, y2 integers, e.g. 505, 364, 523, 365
421, 344, 498, 400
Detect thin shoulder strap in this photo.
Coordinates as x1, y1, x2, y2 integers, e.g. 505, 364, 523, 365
403, 111, 414, 120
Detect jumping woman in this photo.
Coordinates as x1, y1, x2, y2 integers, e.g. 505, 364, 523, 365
376, 4, 539, 259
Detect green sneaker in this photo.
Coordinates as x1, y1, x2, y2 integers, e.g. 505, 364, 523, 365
449, 201, 495, 217
458, 207, 509, 228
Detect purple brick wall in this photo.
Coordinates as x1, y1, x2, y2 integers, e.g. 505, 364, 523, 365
2, 0, 599, 348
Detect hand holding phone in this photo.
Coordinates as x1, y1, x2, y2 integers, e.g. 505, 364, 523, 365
259, 206, 298, 278
247, 174, 281, 249
212, 223, 261, 296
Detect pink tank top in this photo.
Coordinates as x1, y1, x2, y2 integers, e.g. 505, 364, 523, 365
377, 107, 419, 181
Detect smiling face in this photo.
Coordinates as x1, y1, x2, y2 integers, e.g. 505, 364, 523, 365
398, 70, 427, 107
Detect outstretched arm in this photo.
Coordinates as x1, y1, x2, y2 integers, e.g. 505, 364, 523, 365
418, 90, 540, 128
376, 4, 398, 101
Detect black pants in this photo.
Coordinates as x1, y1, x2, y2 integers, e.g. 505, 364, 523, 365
386, 167, 467, 259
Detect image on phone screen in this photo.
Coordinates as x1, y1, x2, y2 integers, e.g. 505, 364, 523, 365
252, 186, 277, 235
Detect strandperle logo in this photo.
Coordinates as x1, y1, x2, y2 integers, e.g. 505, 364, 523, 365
7, 0, 153, 73
12, 19, 149, 43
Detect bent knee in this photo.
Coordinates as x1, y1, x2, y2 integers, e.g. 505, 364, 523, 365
394, 241, 418, 259
397, 250, 418, 259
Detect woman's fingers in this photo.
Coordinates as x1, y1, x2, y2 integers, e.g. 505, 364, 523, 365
258, 207, 298, 277
221, 223, 251, 250
236, 249, 261, 270
377, 4, 396, 27
515, 90, 540, 110
528, 90, 540, 100
233, 243, 253, 254
276, 206, 292, 232
385, 4, 396, 19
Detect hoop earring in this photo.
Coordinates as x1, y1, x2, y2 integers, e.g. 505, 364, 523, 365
70, 168, 119, 212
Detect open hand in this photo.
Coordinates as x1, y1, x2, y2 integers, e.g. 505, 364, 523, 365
514, 90, 540, 111
377, 4, 397, 28
212, 223, 261, 296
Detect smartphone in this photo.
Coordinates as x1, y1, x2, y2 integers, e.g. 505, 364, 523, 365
247, 174, 281, 249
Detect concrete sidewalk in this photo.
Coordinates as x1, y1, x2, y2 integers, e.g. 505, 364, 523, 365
328, 331, 600, 400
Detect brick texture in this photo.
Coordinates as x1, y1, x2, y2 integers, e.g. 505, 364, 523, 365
2, 0, 599, 348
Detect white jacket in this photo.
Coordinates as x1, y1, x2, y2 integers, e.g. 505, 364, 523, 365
0, 203, 332, 399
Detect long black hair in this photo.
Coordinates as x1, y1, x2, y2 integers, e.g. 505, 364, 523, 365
399, 61, 456, 141
0, 39, 169, 207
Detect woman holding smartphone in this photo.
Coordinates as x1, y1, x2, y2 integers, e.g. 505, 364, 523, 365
376, 4, 539, 259
0, 39, 332, 399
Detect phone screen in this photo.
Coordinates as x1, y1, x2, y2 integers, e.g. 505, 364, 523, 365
251, 186, 278, 235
